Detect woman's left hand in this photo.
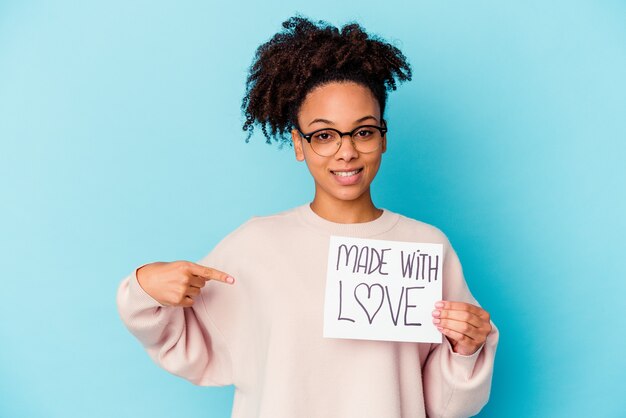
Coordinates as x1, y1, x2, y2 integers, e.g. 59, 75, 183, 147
432, 300, 492, 356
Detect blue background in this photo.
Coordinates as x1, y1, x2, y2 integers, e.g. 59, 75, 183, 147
1, 1, 624, 417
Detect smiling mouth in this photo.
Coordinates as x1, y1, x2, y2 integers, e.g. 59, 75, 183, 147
331, 168, 363, 177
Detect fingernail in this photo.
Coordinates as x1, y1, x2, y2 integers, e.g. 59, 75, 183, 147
432, 310, 440, 317
432, 318, 440, 324
435, 302, 444, 308
226, 276, 235, 284
437, 326, 443, 331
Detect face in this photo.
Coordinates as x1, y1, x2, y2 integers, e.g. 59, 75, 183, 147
291, 81, 387, 207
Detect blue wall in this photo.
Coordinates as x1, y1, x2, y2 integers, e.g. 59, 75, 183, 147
1, 1, 624, 417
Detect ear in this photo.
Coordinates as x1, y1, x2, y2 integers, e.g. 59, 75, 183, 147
291, 129, 305, 161
381, 119, 387, 154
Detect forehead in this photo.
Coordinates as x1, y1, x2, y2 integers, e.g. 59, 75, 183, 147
298, 81, 380, 125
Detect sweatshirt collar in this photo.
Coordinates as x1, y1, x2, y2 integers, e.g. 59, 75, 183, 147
295, 202, 400, 238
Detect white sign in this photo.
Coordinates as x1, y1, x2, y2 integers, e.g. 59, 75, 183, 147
323, 236, 443, 343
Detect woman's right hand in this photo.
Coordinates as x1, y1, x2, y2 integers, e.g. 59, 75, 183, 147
136, 260, 235, 307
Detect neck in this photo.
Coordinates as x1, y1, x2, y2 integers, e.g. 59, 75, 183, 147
309, 190, 383, 223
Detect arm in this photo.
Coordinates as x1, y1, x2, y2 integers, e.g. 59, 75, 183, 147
422, 242, 500, 418
115, 262, 233, 386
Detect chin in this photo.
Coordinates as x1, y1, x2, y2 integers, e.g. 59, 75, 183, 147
329, 187, 369, 202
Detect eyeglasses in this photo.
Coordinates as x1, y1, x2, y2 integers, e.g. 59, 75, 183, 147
296, 119, 387, 157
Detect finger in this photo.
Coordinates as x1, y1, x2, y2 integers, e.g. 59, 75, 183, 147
186, 262, 235, 284
185, 285, 201, 297
433, 308, 484, 328
180, 295, 195, 308
188, 275, 208, 288
435, 318, 480, 341
437, 300, 488, 319
438, 326, 481, 354
437, 326, 468, 343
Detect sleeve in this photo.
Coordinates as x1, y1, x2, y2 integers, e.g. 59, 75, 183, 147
115, 261, 233, 387
422, 239, 500, 418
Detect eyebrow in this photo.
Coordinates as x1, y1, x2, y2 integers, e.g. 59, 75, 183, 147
308, 115, 378, 127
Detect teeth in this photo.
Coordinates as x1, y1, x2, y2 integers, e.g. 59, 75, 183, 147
333, 169, 361, 177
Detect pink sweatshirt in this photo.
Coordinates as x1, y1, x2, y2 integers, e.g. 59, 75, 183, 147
116, 204, 499, 417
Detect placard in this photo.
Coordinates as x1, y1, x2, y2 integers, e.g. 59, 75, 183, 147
323, 235, 443, 343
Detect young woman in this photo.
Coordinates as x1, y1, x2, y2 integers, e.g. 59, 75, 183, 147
117, 15, 499, 418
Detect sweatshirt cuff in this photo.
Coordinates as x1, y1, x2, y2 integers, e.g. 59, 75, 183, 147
443, 335, 484, 380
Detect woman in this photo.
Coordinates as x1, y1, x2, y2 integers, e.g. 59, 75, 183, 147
117, 15, 499, 418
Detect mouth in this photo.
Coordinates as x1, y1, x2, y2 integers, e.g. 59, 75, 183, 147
330, 168, 363, 177
329, 167, 364, 186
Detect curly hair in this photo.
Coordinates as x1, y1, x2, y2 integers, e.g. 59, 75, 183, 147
241, 14, 412, 146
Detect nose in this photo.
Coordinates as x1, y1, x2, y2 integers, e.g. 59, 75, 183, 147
335, 133, 359, 160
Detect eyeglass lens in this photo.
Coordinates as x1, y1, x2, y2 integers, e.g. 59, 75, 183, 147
309, 126, 383, 156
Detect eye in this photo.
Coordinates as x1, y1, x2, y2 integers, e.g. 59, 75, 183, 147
312, 130, 337, 142
355, 128, 374, 138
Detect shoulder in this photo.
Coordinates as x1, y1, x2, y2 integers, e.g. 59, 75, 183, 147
197, 206, 301, 266
385, 209, 452, 246
236, 205, 301, 235
384, 211, 465, 271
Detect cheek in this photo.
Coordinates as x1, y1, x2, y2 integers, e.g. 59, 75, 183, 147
366, 156, 383, 174
302, 153, 326, 176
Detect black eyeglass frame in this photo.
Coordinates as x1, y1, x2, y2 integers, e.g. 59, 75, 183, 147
295, 119, 388, 156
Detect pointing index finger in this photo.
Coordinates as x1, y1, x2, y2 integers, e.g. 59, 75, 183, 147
189, 263, 235, 284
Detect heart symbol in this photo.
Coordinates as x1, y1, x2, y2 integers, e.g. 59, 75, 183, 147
354, 283, 384, 324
